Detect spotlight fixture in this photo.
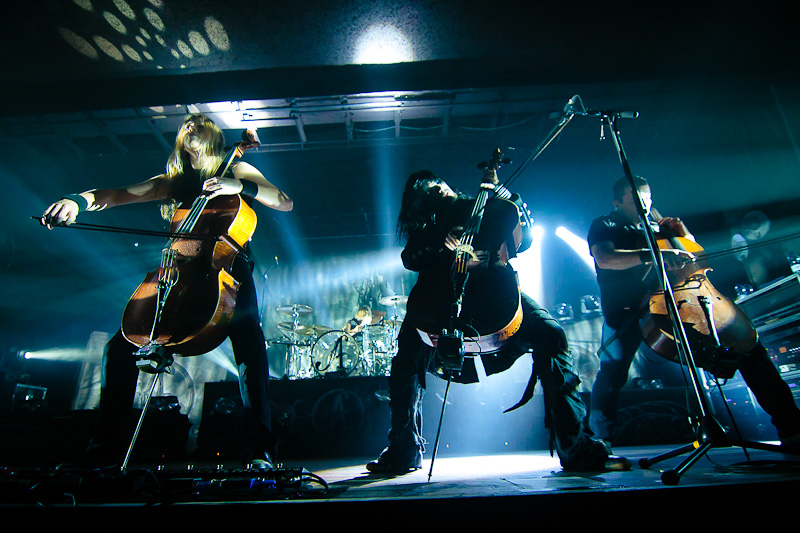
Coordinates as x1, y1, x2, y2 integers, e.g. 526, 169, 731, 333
787, 252, 800, 274
734, 284, 755, 299
553, 303, 574, 323
580, 295, 601, 318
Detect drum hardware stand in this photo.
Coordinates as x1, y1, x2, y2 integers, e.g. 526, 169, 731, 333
358, 329, 376, 376
121, 345, 174, 473
577, 101, 786, 484
288, 312, 303, 378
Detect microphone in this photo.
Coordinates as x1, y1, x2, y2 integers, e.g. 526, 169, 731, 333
574, 107, 639, 119
562, 95, 638, 119
563, 95, 580, 115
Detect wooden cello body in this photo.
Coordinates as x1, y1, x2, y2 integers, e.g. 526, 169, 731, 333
417, 150, 530, 354
639, 211, 757, 375
121, 195, 256, 355
121, 134, 258, 357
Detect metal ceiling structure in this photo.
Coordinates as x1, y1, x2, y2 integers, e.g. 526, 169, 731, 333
3, 85, 662, 157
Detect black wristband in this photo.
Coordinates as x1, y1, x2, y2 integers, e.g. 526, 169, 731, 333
240, 180, 259, 198
63, 194, 89, 212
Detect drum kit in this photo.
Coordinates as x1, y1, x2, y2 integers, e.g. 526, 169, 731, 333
268, 296, 407, 379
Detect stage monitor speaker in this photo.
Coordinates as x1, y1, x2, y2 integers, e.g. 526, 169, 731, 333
198, 377, 391, 460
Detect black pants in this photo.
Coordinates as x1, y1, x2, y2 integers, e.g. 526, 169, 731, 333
98, 261, 275, 462
590, 309, 800, 442
387, 294, 608, 469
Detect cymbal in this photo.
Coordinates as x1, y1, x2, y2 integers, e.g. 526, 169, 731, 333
269, 339, 313, 346
277, 322, 330, 336
277, 303, 313, 315
379, 295, 408, 306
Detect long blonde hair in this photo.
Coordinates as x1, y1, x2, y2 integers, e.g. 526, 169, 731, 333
161, 113, 227, 221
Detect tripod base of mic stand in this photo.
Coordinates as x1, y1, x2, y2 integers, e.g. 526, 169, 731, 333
639, 416, 787, 485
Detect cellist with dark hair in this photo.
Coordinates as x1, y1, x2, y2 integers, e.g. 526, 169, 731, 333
42, 114, 292, 469
367, 168, 630, 473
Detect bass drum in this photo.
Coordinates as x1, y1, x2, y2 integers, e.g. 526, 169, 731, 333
311, 330, 364, 377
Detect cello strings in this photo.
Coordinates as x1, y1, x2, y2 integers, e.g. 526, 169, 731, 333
685, 231, 800, 263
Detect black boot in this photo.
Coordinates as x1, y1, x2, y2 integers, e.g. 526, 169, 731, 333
366, 444, 423, 473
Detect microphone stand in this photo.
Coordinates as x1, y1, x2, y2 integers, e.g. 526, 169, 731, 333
593, 107, 784, 485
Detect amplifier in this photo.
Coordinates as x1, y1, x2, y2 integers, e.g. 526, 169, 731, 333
735, 273, 800, 372
736, 273, 800, 330
761, 330, 800, 374
778, 369, 800, 401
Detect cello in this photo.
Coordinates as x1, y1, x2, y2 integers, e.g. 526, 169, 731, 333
121, 131, 259, 358
639, 208, 758, 377
417, 149, 533, 357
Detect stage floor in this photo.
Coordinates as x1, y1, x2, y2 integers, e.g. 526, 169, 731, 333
4, 443, 800, 524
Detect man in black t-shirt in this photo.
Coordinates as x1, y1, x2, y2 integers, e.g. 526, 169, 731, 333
587, 176, 800, 445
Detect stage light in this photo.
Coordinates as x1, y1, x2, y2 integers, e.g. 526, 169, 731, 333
735, 284, 755, 298
58, 27, 99, 59
372, 145, 397, 250
21, 347, 87, 361
353, 23, 414, 64
204, 16, 229, 51
510, 225, 544, 305
554, 302, 574, 323
189, 30, 210, 55
203, 345, 238, 376
72, 0, 93, 12
788, 252, 800, 273
580, 295, 602, 318
122, 44, 142, 62
202, 101, 268, 133
103, 10, 128, 34
143, 7, 165, 31
93, 35, 124, 61
176, 40, 193, 58
555, 226, 595, 270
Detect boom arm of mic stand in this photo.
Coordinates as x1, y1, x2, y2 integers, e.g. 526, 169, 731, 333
503, 109, 575, 189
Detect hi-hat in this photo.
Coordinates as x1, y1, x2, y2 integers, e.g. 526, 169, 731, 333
308, 325, 333, 336
277, 322, 330, 337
